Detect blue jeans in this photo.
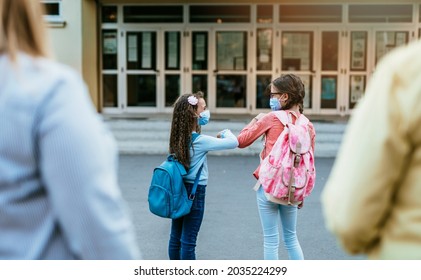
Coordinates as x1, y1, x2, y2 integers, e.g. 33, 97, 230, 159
168, 183, 206, 260
256, 186, 304, 260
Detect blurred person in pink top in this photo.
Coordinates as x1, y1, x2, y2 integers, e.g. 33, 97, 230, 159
237, 74, 316, 260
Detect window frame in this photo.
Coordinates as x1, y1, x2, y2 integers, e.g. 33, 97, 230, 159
42, 0, 65, 27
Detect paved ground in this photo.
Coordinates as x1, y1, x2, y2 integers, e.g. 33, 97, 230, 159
118, 154, 364, 260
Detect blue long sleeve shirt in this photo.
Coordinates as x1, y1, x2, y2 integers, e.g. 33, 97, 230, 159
0, 54, 140, 259
184, 130, 238, 185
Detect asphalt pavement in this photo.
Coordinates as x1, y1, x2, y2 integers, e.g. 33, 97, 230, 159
118, 154, 365, 260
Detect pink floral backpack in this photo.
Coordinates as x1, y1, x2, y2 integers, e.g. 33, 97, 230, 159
258, 111, 316, 205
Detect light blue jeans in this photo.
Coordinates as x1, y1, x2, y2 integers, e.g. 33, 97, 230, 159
256, 186, 304, 260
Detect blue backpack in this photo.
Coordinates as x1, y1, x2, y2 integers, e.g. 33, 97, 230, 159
148, 135, 203, 219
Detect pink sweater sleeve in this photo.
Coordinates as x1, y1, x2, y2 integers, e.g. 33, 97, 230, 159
237, 114, 274, 148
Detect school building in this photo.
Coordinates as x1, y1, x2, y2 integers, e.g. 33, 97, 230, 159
43, 0, 421, 118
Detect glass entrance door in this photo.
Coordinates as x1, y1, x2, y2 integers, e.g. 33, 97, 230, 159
345, 28, 411, 113
279, 29, 344, 115
163, 30, 183, 109
124, 30, 158, 112
374, 30, 409, 65
121, 29, 185, 113
187, 30, 210, 104
255, 28, 273, 111
213, 30, 249, 113
347, 30, 369, 111
101, 29, 119, 111
319, 30, 342, 114
279, 30, 315, 114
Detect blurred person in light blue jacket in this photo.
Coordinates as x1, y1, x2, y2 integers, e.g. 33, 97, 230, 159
0, 0, 140, 259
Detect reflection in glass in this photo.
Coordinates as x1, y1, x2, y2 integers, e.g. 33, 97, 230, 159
282, 32, 313, 71
127, 32, 157, 70
102, 75, 117, 107
192, 32, 208, 70
165, 32, 180, 70
349, 75, 365, 109
217, 32, 247, 71
165, 75, 180, 107
375, 31, 408, 64
350, 31, 367, 71
257, 29, 272, 71
256, 75, 271, 109
349, 4, 412, 23
257, 5, 273, 23
102, 30, 118, 70
192, 75, 208, 96
279, 5, 342, 23
322, 32, 338, 71
216, 75, 247, 108
190, 5, 250, 23
43, 3, 60, 16
123, 6, 183, 23
127, 75, 156, 107
321, 76, 337, 109
102, 6, 117, 23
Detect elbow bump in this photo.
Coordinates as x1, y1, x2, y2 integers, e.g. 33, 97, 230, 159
237, 142, 247, 149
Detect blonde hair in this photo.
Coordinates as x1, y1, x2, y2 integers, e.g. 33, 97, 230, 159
0, 0, 50, 60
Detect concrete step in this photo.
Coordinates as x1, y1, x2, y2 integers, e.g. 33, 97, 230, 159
104, 118, 346, 158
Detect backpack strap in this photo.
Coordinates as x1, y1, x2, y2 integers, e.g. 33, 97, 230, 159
274, 110, 310, 127
295, 114, 310, 126
273, 110, 289, 126
189, 163, 204, 200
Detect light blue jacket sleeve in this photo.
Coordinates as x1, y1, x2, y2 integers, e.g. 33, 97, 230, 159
36, 71, 141, 259
196, 129, 239, 151
184, 130, 238, 184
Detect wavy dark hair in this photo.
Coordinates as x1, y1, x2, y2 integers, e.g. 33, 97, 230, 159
272, 74, 305, 113
169, 91, 204, 170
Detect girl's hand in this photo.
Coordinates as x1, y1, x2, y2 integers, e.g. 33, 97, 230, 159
217, 129, 229, 138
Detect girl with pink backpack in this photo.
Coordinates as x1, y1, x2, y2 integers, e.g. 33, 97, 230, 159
237, 74, 316, 260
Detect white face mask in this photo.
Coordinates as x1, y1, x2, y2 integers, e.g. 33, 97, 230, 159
198, 110, 210, 126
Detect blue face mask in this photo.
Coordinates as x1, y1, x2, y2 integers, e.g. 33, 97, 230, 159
269, 98, 281, 111
198, 110, 210, 126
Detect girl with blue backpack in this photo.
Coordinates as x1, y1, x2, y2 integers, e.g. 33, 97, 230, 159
168, 91, 238, 260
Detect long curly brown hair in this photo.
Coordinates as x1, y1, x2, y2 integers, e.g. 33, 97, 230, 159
169, 91, 204, 170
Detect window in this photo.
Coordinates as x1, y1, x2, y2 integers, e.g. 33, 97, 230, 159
349, 5, 412, 23
190, 5, 250, 23
102, 6, 117, 23
256, 29, 272, 70
279, 5, 342, 23
123, 6, 183, 23
257, 5, 273, 24
42, 0, 64, 27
